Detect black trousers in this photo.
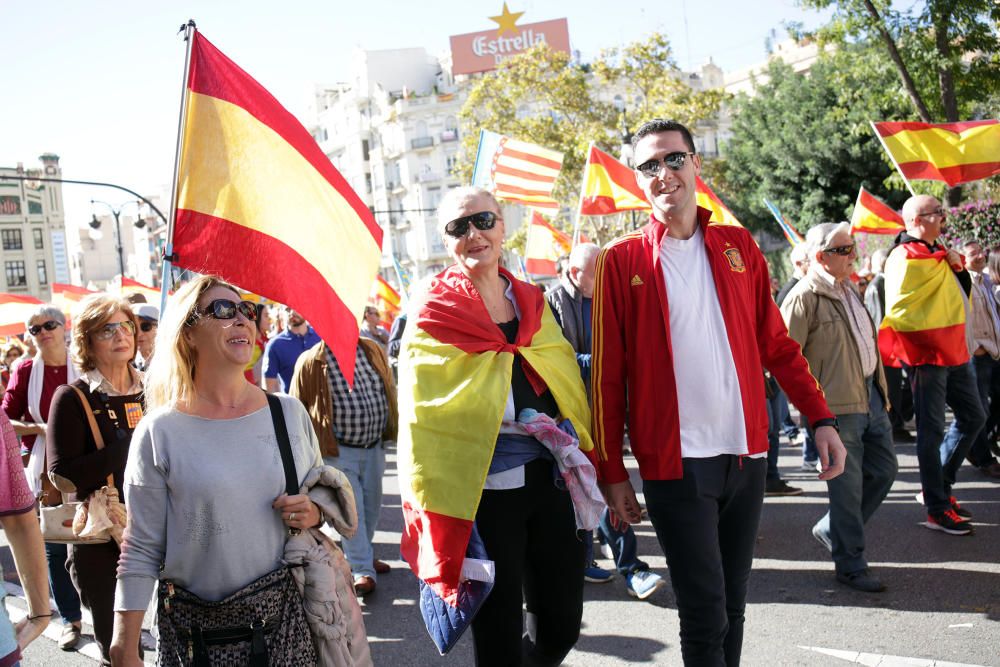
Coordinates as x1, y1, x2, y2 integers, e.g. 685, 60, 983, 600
67, 541, 122, 666
644, 455, 767, 667
471, 459, 585, 667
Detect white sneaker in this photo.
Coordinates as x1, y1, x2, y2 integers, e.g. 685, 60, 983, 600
801, 460, 820, 472
600, 542, 615, 561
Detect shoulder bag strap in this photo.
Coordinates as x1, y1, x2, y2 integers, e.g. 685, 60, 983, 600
69, 385, 115, 488
266, 393, 299, 496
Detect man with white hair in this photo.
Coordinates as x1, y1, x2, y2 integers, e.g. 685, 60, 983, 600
881, 195, 984, 535
782, 222, 897, 591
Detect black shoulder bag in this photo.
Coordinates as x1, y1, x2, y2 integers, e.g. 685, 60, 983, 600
154, 395, 317, 667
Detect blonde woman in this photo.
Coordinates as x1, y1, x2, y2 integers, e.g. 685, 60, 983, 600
111, 276, 325, 667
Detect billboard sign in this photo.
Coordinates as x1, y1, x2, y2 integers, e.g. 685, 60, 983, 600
450, 12, 570, 76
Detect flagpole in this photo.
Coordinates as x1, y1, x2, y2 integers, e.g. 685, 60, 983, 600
572, 142, 595, 247
159, 19, 197, 316
869, 120, 916, 197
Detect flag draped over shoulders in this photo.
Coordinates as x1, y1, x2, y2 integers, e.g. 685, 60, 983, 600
397, 265, 592, 606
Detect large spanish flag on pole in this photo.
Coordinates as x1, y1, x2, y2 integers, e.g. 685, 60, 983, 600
524, 211, 574, 276
0, 294, 43, 337
872, 120, 1000, 187
850, 186, 905, 235
171, 30, 381, 382
578, 145, 650, 215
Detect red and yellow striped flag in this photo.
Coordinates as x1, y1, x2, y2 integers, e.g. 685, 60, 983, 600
578, 145, 650, 215
524, 211, 574, 276
173, 32, 382, 383
472, 129, 564, 211
696, 176, 742, 227
0, 293, 43, 337
370, 275, 401, 327
50, 283, 97, 312
850, 187, 904, 235
873, 120, 1000, 187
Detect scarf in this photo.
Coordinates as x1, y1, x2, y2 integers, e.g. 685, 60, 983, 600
25, 353, 79, 495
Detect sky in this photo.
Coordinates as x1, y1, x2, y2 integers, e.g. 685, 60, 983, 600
1, 0, 833, 232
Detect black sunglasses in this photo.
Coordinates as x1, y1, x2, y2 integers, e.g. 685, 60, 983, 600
635, 152, 696, 178
823, 243, 857, 256
28, 320, 62, 336
444, 211, 498, 238
139, 321, 158, 333
186, 299, 259, 326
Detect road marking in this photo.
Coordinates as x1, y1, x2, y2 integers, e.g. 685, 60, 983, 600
799, 645, 987, 666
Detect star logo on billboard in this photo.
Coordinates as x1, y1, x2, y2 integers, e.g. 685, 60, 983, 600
489, 2, 524, 36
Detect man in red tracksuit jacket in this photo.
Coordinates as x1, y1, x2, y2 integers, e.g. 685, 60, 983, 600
589, 119, 847, 666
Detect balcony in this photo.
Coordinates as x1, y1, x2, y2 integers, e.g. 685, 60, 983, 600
410, 136, 434, 150
417, 171, 441, 183
440, 130, 458, 143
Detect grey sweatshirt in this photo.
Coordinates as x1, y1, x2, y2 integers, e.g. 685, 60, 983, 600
114, 394, 323, 611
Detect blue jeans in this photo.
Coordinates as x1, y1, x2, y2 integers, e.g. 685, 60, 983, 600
945, 356, 1000, 468
908, 363, 985, 513
766, 387, 782, 481
325, 445, 385, 580
591, 509, 648, 575
812, 379, 897, 574
45, 542, 82, 624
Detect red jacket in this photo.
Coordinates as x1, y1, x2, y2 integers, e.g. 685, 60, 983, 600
590, 208, 833, 483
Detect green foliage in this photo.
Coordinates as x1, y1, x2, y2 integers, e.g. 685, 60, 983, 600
717, 43, 912, 236
939, 200, 1000, 249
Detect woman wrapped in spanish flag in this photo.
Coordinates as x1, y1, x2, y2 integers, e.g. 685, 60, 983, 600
397, 187, 604, 665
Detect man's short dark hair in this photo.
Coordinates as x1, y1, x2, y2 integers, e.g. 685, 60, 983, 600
631, 119, 696, 154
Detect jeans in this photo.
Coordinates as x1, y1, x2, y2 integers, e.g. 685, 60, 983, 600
644, 455, 767, 667
884, 365, 913, 429
945, 356, 1000, 467
45, 542, 82, 624
777, 392, 799, 438
593, 508, 648, 575
324, 445, 385, 580
908, 363, 985, 513
812, 379, 897, 574
765, 388, 782, 481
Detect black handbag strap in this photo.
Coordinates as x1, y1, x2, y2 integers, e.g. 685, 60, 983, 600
266, 394, 299, 496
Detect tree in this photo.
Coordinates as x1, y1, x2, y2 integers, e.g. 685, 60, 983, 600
456, 33, 726, 246
797, 0, 1000, 204
716, 43, 913, 236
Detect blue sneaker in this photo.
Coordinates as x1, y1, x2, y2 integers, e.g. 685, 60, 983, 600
626, 570, 665, 600
584, 562, 613, 583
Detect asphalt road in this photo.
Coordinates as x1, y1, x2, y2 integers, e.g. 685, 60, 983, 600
6, 436, 998, 666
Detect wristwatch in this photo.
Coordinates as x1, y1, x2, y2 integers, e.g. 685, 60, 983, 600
812, 417, 840, 432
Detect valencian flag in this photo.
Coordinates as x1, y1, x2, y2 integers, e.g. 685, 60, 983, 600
472, 129, 564, 211
879, 241, 968, 368
696, 176, 742, 227
524, 211, 575, 276
873, 120, 1000, 187
370, 275, 401, 327
390, 250, 412, 300
850, 187, 904, 235
578, 145, 650, 215
172, 32, 382, 383
0, 294, 43, 337
763, 198, 805, 246
397, 265, 592, 652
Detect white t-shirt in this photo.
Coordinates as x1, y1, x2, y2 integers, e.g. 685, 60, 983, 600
660, 226, 750, 458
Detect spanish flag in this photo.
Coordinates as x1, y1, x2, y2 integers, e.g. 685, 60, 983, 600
696, 176, 743, 227
173, 32, 382, 383
873, 120, 1000, 187
850, 187, 904, 235
578, 145, 650, 215
50, 283, 97, 313
0, 293, 43, 337
524, 211, 574, 276
370, 275, 401, 326
879, 241, 968, 367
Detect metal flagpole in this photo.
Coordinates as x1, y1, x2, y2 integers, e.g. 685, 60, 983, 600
572, 141, 595, 247
869, 120, 916, 196
159, 19, 197, 317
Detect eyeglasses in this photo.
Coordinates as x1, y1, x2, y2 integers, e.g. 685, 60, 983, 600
28, 320, 62, 336
186, 299, 259, 326
916, 208, 946, 220
635, 152, 697, 178
822, 243, 857, 256
139, 321, 158, 333
444, 211, 498, 238
92, 320, 136, 341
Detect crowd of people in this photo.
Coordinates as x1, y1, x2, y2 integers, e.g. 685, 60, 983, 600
0, 117, 993, 667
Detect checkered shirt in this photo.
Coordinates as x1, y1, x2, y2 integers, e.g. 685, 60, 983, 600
325, 345, 388, 446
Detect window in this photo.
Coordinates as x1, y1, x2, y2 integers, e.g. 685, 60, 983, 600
33, 228, 43, 249
5, 261, 26, 287
445, 153, 458, 175
362, 139, 371, 161
1, 229, 22, 250
36, 260, 47, 285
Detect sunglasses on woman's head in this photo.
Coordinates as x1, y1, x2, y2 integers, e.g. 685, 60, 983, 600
28, 320, 62, 336
186, 299, 259, 326
444, 211, 498, 238
92, 320, 136, 341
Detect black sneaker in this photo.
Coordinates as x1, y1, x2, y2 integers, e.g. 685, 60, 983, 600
836, 568, 887, 593
926, 509, 974, 535
949, 496, 972, 519
765, 479, 803, 497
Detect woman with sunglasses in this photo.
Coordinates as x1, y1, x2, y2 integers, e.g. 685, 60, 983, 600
46, 295, 143, 665
397, 187, 596, 665
1, 305, 86, 651
111, 276, 328, 667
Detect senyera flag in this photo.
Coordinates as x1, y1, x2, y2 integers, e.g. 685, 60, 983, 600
873, 120, 1000, 187
0, 293, 43, 337
578, 145, 650, 215
172, 31, 382, 383
850, 187, 904, 235
524, 211, 576, 276
696, 176, 742, 227
763, 198, 805, 246
472, 129, 563, 211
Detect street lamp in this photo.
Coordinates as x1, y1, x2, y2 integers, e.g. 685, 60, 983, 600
89, 199, 149, 281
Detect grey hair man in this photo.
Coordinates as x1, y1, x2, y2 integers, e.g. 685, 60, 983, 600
781, 222, 897, 592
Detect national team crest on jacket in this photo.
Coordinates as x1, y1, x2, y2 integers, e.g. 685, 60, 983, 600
723, 245, 746, 273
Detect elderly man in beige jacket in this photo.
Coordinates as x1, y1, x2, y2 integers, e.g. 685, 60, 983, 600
781, 222, 898, 593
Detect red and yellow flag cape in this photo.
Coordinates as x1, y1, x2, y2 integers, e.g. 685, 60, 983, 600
397, 265, 592, 605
